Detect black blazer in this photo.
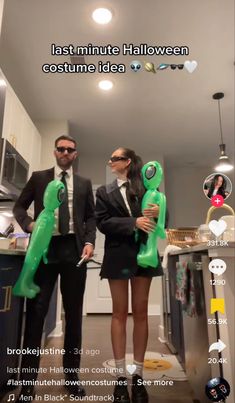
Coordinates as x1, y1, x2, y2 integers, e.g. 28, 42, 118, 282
95, 180, 163, 279
13, 168, 96, 254
95, 180, 138, 279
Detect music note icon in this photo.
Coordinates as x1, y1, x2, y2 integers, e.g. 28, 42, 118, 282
7, 394, 15, 401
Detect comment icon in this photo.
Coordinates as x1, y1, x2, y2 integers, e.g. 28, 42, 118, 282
209, 259, 226, 276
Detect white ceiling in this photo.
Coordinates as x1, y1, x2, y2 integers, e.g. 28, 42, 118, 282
0, 0, 234, 167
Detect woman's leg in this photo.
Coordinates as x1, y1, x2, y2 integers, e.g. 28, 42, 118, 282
130, 277, 152, 402
108, 279, 129, 361
131, 277, 152, 363
109, 280, 130, 402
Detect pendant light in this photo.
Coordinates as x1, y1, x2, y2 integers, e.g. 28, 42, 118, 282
212, 92, 233, 172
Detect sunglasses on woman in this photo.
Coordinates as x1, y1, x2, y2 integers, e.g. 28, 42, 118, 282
109, 156, 129, 162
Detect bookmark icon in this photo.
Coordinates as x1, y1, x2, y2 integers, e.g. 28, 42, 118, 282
210, 298, 225, 314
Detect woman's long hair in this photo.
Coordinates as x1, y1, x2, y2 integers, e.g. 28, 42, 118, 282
208, 174, 227, 198
119, 147, 145, 200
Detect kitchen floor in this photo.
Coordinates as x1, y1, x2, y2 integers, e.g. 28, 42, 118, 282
12, 316, 195, 402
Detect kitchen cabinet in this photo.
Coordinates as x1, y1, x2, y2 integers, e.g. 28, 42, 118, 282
1, 84, 41, 173
162, 243, 235, 403
28, 125, 41, 175
0, 249, 59, 394
0, 250, 24, 393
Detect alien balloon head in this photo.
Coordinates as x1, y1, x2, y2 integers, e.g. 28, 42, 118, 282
142, 161, 163, 190
43, 180, 65, 210
137, 161, 166, 268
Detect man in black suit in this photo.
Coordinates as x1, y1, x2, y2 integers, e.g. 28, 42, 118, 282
13, 135, 96, 401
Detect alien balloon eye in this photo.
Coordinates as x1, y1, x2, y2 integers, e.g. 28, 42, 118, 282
131, 64, 135, 69
58, 188, 65, 202
145, 165, 156, 179
137, 65, 141, 69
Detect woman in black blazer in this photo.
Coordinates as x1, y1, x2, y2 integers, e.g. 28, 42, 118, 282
95, 147, 162, 403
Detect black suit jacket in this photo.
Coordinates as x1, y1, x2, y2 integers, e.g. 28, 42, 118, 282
96, 180, 143, 278
13, 168, 96, 254
96, 180, 165, 279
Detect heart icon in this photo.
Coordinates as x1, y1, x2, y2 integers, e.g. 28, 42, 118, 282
126, 364, 136, 375
184, 60, 198, 73
209, 220, 227, 237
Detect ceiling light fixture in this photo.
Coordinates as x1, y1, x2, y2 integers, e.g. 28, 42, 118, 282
98, 80, 113, 91
92, 8, 112, 24
212, 92, 234, 172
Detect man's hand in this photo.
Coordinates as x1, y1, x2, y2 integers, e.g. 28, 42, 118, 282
81, 244, 94, 261
26, 222, 35, 233
143, 203, 160, 218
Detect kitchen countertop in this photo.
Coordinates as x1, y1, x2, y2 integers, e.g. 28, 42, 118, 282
0, 249, 102, 269
1, 242, 234, 257
0, 248, 26, 255
169, 241, 235, 256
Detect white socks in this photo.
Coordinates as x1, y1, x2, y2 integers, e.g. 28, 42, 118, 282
133, 359, 144, 377
115, 358, 126, 378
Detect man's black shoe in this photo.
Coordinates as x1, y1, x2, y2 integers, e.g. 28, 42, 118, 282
113, 377, 130, 403
15, 387, 35, 402
131, 374, 148, 403
64, 374, 86, 398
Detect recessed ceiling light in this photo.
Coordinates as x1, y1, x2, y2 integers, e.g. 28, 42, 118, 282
0, 79, 6, 87
92, 8, 112, 24
98, 80, 113, 91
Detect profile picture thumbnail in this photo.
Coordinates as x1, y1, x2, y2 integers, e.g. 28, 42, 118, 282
203, 173, 232, 201
205, 376, 230, 401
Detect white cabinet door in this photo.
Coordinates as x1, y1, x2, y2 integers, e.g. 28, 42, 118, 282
85, 268, 133, 314
20, 114, 34, 163
85, 268, 113, 313
2, 84, 41, 174
28, 126, 41, 176
2, 86, 23, 150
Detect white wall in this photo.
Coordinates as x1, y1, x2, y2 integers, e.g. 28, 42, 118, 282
35, 120, 69, 169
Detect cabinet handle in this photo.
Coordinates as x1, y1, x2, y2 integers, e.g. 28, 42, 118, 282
0, 286, 12, 312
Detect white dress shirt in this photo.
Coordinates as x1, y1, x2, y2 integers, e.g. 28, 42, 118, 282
117, 178, 132, 216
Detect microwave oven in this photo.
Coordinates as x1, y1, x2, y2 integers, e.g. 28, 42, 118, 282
0, 139, 29, 198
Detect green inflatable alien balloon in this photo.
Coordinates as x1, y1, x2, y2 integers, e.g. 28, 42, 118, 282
13, 180, 65, 299
137, 161, 166, 268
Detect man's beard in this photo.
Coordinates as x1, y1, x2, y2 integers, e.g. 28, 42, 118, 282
56, 156, 73, 170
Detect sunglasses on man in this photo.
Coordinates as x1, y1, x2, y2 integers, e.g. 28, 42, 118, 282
56, 147, 77, 154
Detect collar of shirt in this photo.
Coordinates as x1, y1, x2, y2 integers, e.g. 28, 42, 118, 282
117, 178, 129, 188
54, 165, 73, 179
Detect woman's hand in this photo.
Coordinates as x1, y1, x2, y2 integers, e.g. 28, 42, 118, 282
135, 217, 156, 233
143, 203, 159, 218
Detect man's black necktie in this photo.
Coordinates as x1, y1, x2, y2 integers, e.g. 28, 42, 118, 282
59, 171, 70, 235
123, 182, 141, 217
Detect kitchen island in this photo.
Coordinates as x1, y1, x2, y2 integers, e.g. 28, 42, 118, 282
161, 242, 234, 403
